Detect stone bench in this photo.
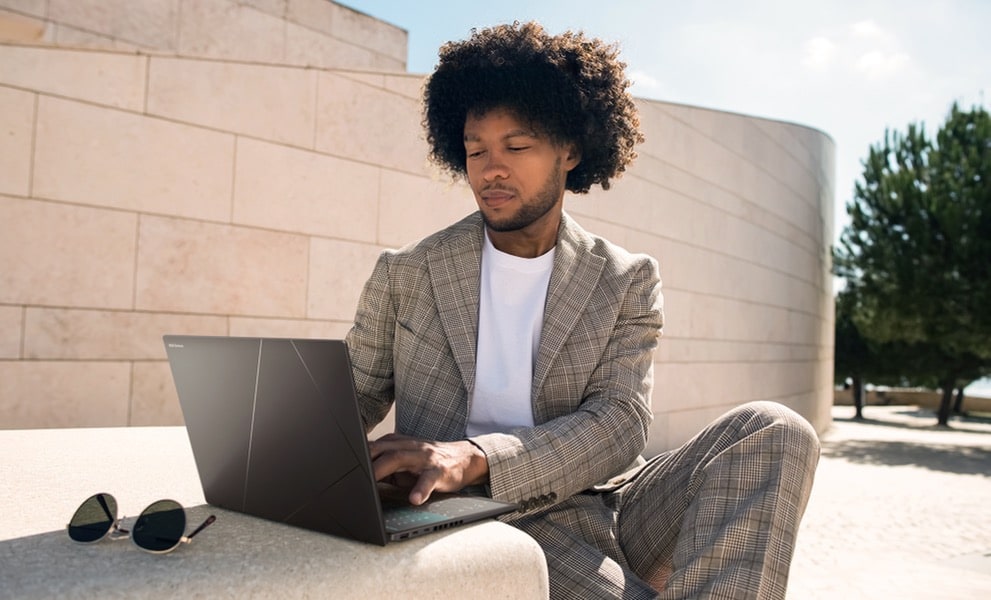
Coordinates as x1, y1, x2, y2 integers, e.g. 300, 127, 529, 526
0, 427, 548, 598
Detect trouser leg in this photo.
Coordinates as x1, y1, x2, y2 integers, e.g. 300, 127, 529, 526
614, 401, 820, 600
514, 511, 659, 600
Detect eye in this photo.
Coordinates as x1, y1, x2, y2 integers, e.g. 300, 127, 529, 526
508, 146, 530, 153
466, 149, 485, 159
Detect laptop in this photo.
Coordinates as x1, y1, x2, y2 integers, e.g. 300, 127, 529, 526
163, 335, 517, 545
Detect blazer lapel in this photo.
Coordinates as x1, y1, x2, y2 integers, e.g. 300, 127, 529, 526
532, 213, 605, 402
427, 214, 484, 394
425, 212, 603, 407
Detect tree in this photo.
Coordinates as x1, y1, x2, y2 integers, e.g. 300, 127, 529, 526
834, 286, 955, 420
834, 103, 991, 426
833, 286, 912, 419
834, 288, 870, 419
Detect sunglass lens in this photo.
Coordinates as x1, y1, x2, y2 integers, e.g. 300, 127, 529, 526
132, 500, 186, 553
68, 493, 118, 543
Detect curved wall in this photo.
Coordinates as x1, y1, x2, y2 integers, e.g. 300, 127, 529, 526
570, 100, 835, 452
0, 1, 833, 454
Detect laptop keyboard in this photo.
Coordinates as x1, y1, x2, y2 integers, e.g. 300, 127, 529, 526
421, 496, 498, 517
383, 496, 499, 531
384, 507, 447, 530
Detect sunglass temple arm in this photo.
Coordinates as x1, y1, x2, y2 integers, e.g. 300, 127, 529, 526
181, 514, 217, 543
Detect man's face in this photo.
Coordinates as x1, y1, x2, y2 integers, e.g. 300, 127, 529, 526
463, 108, 579, 234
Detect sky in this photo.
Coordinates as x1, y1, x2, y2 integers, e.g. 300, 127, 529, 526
339, 0, 990, 247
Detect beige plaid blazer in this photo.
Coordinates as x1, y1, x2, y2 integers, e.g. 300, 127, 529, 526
346, 211, 663, 513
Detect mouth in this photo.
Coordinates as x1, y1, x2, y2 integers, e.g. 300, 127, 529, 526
480, 187, 515, 209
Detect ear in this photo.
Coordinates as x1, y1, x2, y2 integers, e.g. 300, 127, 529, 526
563, 144, 582, 172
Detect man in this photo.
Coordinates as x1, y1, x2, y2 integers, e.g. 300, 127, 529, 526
346, 21, 819, 599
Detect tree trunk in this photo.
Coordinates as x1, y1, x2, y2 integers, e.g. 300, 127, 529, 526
936, 380, 954, 426
952, 386, 966, 414
852, 376, 864, 420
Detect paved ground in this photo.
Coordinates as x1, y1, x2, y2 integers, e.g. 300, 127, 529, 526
786, 405, 991, 599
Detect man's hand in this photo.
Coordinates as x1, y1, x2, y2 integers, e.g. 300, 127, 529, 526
368, 433, 490, 505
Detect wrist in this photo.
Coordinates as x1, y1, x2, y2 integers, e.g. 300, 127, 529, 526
463, 438, 490, 486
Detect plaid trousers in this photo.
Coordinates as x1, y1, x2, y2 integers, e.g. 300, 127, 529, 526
507, 401, 820, 599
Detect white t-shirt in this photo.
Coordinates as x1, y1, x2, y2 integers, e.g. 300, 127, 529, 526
466, 232, 555, 436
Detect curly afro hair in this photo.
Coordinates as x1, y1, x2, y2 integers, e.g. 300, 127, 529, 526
422, 21, 644, 193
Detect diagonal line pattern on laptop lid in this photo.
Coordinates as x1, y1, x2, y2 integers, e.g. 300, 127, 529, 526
274, 340, 381, 540
289, 339, 371, 483
244, 338, 384, 543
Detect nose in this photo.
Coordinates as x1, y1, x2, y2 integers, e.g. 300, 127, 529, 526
480, 151, 509, 181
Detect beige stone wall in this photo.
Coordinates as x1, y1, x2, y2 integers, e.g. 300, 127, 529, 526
0, 1, 834, 455
569, 102, 835, 451
0, 0, 405, 70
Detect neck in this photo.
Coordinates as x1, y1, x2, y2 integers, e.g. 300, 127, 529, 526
485, 213, 561, 258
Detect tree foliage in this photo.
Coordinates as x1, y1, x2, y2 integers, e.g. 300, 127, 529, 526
833, 103, 991, 425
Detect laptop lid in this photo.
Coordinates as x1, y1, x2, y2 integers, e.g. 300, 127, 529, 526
164, 335, 516, 545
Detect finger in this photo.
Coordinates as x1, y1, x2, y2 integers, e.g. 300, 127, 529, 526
368, 434, 419, 459
371, 447, 427, 482
409, 469, 442, 506
384, 472, 419, 489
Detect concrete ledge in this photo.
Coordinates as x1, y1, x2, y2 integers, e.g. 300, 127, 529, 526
0, 427, 549, 599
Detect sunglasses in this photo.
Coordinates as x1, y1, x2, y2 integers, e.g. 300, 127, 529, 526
67, 492, 216, 554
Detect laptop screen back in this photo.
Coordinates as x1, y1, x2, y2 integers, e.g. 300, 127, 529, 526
165, 336, 388, 545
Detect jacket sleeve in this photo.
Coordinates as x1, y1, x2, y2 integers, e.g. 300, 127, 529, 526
469, 257, 663, 510
345, 250, 397, 431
